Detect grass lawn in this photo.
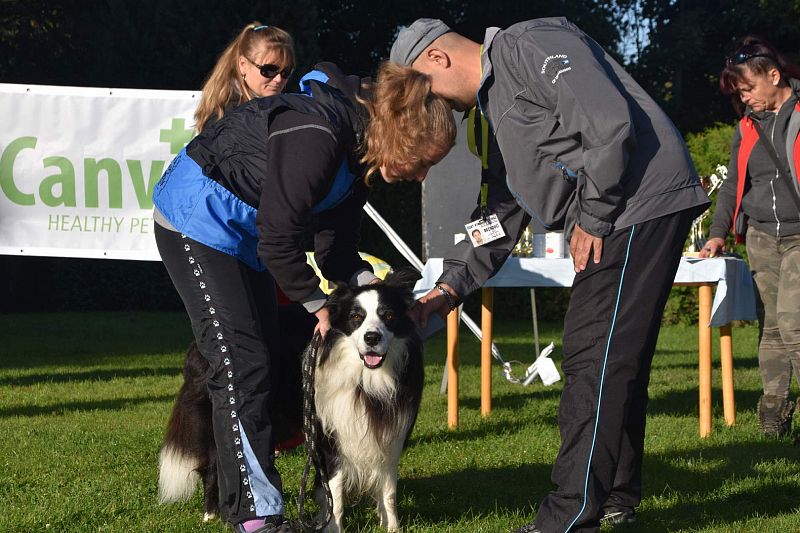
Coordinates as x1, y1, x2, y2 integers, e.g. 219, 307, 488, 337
2, 311, 799, 532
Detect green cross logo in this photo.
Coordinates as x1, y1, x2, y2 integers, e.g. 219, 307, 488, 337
160, 118, 195, 155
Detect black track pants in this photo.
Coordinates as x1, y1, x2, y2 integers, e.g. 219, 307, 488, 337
534, 207, 699, 533
156, 223, 284, 524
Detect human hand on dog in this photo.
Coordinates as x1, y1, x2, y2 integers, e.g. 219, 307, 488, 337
414, 283, 457, 329
699, 237, 725, 258
570, 224, 603, 273
314, 306, 332, 339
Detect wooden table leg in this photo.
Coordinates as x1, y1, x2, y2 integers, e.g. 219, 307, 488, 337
699, 284, 712, 438
481, 288, 493, 417
720, 323, 735, 426
447, 307, 460, 429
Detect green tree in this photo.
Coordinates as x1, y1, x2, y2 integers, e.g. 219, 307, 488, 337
314, 0, 623, 76
621, 0, 800, 132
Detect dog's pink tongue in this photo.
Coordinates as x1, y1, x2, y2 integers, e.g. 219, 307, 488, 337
364, 353, 382, 366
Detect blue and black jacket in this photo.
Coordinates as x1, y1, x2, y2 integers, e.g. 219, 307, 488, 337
153, 62, 374, 312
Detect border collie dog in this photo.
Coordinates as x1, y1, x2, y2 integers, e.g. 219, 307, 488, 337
158, 272, 423, 533
313, 274, 423, 532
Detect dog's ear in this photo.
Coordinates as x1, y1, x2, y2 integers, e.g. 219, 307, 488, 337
383, 268, 421, 290
382, 268, 419, 310
324, 281, 353, 321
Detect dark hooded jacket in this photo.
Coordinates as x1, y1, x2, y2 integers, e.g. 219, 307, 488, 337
153, 62, 373, 312
708, 78, 800, 241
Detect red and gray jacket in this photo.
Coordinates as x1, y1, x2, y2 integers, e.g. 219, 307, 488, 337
709, 80, 800, 243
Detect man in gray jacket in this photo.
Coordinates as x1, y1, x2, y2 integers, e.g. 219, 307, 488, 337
387, 18, 709, 532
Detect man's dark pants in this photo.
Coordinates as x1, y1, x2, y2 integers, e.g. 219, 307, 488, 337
534, 206, 702, 532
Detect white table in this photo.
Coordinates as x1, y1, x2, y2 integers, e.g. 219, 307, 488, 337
415, 257, 756, 437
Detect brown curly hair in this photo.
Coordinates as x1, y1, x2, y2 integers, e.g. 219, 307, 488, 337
361, 62, 456, 181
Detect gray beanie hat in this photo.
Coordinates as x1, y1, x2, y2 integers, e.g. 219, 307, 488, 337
389, 18, 452, 66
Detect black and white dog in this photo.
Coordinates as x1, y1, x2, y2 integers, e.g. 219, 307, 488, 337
158, 271, 423, 532
313, 273, 424, 532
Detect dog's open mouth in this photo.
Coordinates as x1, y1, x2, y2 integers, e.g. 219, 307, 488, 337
361, 351, 385, 369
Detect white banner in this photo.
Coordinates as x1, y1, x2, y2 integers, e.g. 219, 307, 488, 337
0, 83, 199, 261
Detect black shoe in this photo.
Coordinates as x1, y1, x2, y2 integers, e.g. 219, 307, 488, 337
511, 523, 541, 533
601, 507, 636, 525
233, 516, 297, 533
757, 394, 795, 437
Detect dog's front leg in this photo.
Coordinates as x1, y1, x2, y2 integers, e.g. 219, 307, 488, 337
321, 471, 345, 533
376, 469, 399, 531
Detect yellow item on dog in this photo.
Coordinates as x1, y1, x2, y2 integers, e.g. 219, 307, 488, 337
306, 252, 392, 294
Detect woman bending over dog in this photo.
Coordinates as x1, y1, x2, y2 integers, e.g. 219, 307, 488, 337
155, 58, 373, 532
154, 55, 456, 532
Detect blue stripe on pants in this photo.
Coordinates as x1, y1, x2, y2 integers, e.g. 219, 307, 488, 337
565, 226, 636, 532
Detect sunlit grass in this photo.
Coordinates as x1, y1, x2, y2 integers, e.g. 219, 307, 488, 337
1, 313, 798, 532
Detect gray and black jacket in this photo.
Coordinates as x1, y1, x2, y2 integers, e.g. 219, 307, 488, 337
438, 17, 709, 298
708, 78, 800, 241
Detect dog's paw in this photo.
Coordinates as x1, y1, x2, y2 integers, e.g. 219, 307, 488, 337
202, 512, 217, 523
379, 513, 400, 531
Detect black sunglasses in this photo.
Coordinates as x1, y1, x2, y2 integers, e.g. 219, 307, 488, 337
725, 52, 775, 66
246, 57, 294, 80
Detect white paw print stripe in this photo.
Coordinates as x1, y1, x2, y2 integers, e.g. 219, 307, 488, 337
179, 236, 252, 499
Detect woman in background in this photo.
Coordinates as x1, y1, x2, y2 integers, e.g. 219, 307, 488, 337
701, 36, 800, 437
194, 22, 295, 132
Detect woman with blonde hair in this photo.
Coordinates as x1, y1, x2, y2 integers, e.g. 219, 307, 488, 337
194, 22, 295, 132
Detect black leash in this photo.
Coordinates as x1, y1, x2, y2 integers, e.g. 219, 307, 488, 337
296, 332, 334, 532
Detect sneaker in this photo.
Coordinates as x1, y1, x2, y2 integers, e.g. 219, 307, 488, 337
511, 523, 541, 533
601, 507, 636, 525
233, 516, 296, 533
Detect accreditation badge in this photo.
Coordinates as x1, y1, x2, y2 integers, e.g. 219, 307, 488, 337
465, 214, 505, 247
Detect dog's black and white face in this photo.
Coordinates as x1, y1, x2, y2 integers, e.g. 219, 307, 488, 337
322, 271, 417, 372
341, 288, 405, 368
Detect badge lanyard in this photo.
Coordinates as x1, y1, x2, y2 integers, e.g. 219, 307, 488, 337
467, 103, 490, 220
464, 51, 505, 248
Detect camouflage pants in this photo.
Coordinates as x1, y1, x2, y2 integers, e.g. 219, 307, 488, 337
746, 226, 800, 398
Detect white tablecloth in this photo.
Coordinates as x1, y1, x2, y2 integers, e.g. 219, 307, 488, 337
414, 257, 756, 328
